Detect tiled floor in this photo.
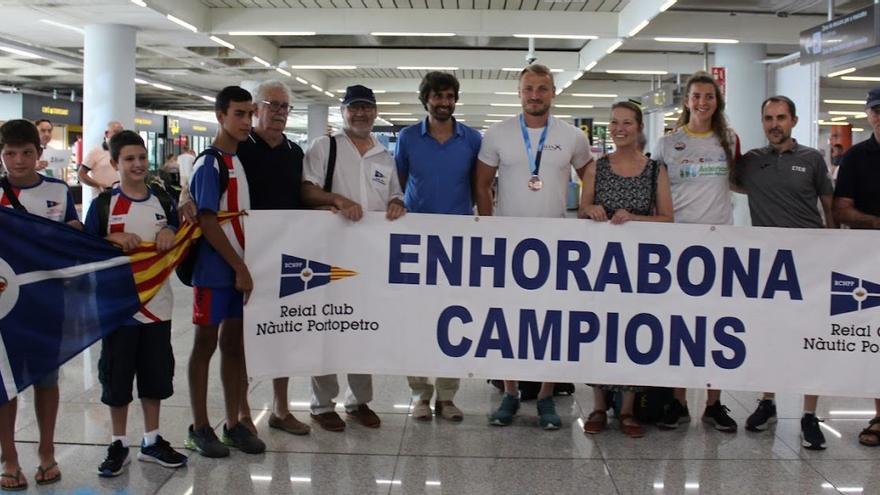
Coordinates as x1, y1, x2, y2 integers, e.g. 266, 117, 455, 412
7, 281, 880, 494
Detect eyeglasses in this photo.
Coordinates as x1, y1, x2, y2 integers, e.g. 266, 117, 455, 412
344, 103, 377, 114
261, 100, 293, 114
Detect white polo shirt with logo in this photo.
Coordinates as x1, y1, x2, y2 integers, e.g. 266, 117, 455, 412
303, 131, 403, 212
478, 115, 592, 218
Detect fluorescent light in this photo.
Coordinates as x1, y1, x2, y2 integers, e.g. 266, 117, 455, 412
252, 56, 271, 67
513, 34, 597, 40
659, 0, 676, 11
555, 114, 572, 118
606, 69, 668, 74
39, 19, 84, 34
336, 89, 386, 93
251, 475, 272, 481
376, 480, 402, 485
130, 0, 147, 6
556, 104, 594, 108
371, 32, 455, 37
290, 477, 311, 483
151, 83, 174, 91
485, 119, 502, 123
456, 119, 467, 122
830, 116, 848, 121
628, 20, 650, 37
487, 113, 515, 117
200, 95, 215, 102
563, 80, 573, 89
229, 31, 316, 36
166, 14, 197, 33
376, 101, 401, 105
494, 91, 518, 95
584, 61, 598, 71
655, 36, 738, 44
310, 84, 323, 92
829, 111, 867, 116
209, 36, 235, 49
594, 121, 609, 125
295, 77, 309, 85
425, 481, 442, 486
606, 40, 623, 54
685, 482, 700, 490
653, 482, 665, 489
853, 127, 865, 131
134, 78, 148, 84
378, 112, 413, 116
817, 121, 842, 126
841, 76, 880, 82
827, 67, 857, 78
490, 103, 521, 107
502, 67, 564, 73
275, 67, 291, 77
838, 489, 865, 494
288, 65, 357, 70
572, 93, 616, 98
824, 99, 864, 105
389, 118, 419, 122
324, 91, 335, 97
398, 66, 459, 71
0, 46, 41, 59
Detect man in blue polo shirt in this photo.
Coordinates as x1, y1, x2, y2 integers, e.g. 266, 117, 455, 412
395, 71, 481, 422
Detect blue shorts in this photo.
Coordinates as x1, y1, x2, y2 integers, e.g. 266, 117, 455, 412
193, 286, 243, 326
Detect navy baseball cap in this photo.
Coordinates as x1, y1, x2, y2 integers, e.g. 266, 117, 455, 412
342, 85, 376, 106
867, 86, 880, 108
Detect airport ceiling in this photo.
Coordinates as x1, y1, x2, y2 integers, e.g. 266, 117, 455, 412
0, 0, 876, 130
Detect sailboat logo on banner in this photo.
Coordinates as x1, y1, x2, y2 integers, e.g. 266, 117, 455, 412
830, 272, 880, 316
279, 254, 358, 298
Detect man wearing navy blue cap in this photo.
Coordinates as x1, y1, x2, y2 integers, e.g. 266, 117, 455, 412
301, 84, 405, 432
395, 72, 480, 423
833, 86, 880, 447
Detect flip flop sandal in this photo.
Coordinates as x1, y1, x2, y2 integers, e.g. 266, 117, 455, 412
0, 468, 26, 492
35, 462, 61, 486
859, 417, 880, 447
583, 410, 608, 434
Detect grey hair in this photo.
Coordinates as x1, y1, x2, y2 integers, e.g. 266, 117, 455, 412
253, 79, 292, 103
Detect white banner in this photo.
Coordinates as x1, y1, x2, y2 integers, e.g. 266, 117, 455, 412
244, 210, 880, 398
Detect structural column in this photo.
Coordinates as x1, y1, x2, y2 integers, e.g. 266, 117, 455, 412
714, 43, 768, 227
82, 24, 136, 215
307, 103, 329, 144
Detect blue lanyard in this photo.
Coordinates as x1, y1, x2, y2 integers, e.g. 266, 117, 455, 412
519, 114, 550, 176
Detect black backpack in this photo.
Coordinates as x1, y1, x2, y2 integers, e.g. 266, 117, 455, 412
175, 148, 229, 286
94, 184, 176, 237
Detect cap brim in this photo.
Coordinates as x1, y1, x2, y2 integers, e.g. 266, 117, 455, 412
867, 99, 880, 109
343, 98, 376, 105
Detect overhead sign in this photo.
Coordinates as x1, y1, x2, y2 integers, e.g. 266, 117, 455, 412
800, 4, 879, 63
167, 116, 217, 137
21, 95, 82, 126
134, 112, 165, 134
244, 211, 880, 398
640, 85, 677, 112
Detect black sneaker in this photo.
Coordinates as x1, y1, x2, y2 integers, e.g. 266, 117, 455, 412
657, 398, 691, 430
138, 435, 188, 468
222, 422, 266, 454
184, 424, 230, 458
746, 399, 777, 432
702, 400, 738, 432
97, 440, 130, 478
801, 413, 827, 450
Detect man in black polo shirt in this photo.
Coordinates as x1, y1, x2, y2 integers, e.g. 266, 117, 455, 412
832, 86, 880, 447
735, 95, 835, 450
181, 80, 309, 437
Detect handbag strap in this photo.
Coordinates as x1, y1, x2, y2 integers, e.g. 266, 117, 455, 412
323, 136, 337, 193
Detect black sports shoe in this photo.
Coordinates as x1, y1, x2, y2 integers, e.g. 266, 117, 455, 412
97, 440, 130, 478
746, 399, 777, 432
801, 413, 827, 450
138, 435, 188, 468
657, 398, 691, 430
702, 400, 738, 432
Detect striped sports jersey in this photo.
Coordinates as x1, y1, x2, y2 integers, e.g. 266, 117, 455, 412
189, 147, 250, 288
0, 175, 77, 223
84, 186, 179, 324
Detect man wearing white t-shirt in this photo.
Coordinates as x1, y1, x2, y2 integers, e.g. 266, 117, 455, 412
475, 64, 593, 430
176, 146, 196, 190
301, 84, 405, 432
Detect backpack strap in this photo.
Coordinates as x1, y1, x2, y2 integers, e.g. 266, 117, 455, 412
148, 184, 176, 226
0, 176, 26, 211
323, 136, 337, 193
648, 159, 659, 215
196, 147, 229, 197
95, 189, 113, 236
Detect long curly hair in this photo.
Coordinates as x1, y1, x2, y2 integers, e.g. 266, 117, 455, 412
676, 72, 735, 174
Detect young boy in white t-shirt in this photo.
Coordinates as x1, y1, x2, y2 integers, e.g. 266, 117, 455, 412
0, 119, 81, 490
84, 130, 187, 477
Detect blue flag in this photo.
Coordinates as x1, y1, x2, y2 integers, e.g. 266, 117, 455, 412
0, 207, 140, 404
